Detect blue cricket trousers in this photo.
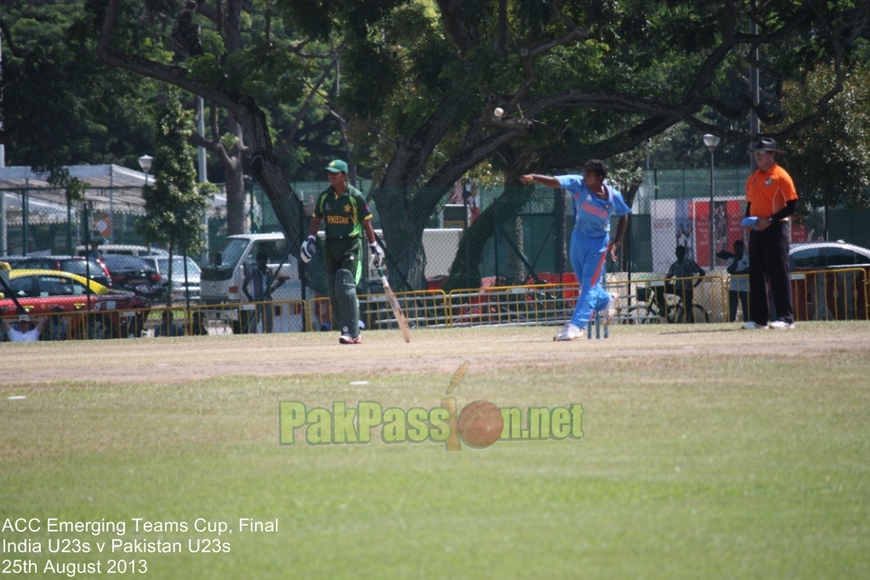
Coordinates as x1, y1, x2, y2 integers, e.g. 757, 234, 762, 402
569, 229, 610, 329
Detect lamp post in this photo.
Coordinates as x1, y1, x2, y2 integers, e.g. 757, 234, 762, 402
138, 154, 153, 186
703, 134, 720, 268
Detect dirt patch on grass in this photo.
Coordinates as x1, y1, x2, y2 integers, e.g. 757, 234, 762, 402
2, 323, 868, 387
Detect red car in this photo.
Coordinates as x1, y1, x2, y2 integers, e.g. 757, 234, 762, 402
0, 269, 149, 340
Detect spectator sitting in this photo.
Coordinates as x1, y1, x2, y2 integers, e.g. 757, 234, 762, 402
2, 314, 47, 342
154, 311, 184, 337
666, 245, 706, 323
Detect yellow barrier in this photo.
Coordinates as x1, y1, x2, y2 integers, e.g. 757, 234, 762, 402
790, 267, 869, 321
4, 268, 866, 342
447, 283, 572, 328
619, 276, 727, 324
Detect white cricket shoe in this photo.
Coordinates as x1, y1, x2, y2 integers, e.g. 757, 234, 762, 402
768, 320, 795, 330
741, 321, 766, 330
338, 332, 362, 344
553, 323, 582, 341
603, 292, 619, 327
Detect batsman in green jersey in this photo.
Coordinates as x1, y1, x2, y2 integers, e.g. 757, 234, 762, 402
300, 159, 384, 344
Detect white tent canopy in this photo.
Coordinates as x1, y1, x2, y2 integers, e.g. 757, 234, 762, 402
0, 164, 230, 255
0, 164, 152, 216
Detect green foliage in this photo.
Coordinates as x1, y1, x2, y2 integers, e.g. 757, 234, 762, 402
278, 0, 341, 41
2, 1, 157, 171
340, 41, 404, 118
220, 133, 242, 154
136, 90, 209, 255
776, 65, 870, 210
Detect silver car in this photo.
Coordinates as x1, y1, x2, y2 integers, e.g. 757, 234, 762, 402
789, 240, 870, 321
140, 255, 202, 303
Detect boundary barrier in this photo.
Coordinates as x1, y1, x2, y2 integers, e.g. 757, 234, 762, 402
2, 268, 866, 341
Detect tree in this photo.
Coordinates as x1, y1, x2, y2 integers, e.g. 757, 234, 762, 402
284, 0, 870, 288
93, 0, 870, 291
775, 65, 870, 214
0, 1, 156, 172
136, 88, 212, 307
96, 0, 344, 256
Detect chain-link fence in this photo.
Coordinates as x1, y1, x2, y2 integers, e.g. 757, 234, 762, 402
245, 171, 870, 293
2, 186, 227, 262
5, 169, 869, 287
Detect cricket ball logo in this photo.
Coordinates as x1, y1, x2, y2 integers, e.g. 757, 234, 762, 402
440, 361, 504, 451
278, 362, 583, 449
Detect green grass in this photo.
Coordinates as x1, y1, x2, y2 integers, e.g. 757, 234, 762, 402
2, 323, 869, 579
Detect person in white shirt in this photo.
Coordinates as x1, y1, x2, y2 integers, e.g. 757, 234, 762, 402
2, 314, 46, 342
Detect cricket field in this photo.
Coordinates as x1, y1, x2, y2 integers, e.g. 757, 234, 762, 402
2, 322, 869, 579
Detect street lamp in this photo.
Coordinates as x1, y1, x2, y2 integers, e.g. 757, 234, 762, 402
703, 134, 720, 269
138, 154, 153, 186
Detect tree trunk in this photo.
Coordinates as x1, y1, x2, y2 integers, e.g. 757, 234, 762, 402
370, 183, 426, 292
242, 104, 304, 248
224, 119, 246, 235
442, 182, 531, 292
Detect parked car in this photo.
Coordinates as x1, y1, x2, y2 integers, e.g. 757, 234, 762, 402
789, 241, 870, 321
0, 269, 149, 339
140, 255, 201, 303
9, 255, 113, 288
99, 254, 164, 300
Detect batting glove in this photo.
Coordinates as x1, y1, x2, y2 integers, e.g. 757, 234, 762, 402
369, 242, 385, 268
300, 235, 316, 263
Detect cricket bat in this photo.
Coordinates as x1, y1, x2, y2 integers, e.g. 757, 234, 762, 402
375, 265, 411, 343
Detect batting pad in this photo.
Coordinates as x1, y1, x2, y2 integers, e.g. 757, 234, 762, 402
335, 268, 360, 338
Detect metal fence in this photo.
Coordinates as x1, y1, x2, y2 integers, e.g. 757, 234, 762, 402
254, 172, 870, 295
4, 267, 865, 342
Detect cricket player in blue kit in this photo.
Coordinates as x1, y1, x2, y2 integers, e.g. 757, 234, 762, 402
520, 160, 630, 341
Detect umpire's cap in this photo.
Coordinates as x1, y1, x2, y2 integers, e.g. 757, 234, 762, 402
748, 137, 782, 153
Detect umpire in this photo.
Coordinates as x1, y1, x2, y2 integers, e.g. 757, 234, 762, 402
300, 160, 384, 344
743, 138, 799, 330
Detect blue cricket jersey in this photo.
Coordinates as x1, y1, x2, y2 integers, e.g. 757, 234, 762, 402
557, 176, 632, 238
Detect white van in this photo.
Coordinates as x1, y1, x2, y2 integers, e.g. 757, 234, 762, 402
200, 233, 312, 333
200, 229, 462, 333
77, 244, 169, 257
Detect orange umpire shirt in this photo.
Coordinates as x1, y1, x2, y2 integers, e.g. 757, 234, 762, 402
745, 163, 798, 222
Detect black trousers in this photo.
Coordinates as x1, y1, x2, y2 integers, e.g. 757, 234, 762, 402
729, 289, 749, 322
748, 222, 794, 325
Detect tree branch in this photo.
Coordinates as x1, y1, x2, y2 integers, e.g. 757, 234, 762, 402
0, 15, 22, 58
98, 1, 245, 116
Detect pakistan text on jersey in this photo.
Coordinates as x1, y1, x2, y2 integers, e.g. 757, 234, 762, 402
326, 215, 352, 225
